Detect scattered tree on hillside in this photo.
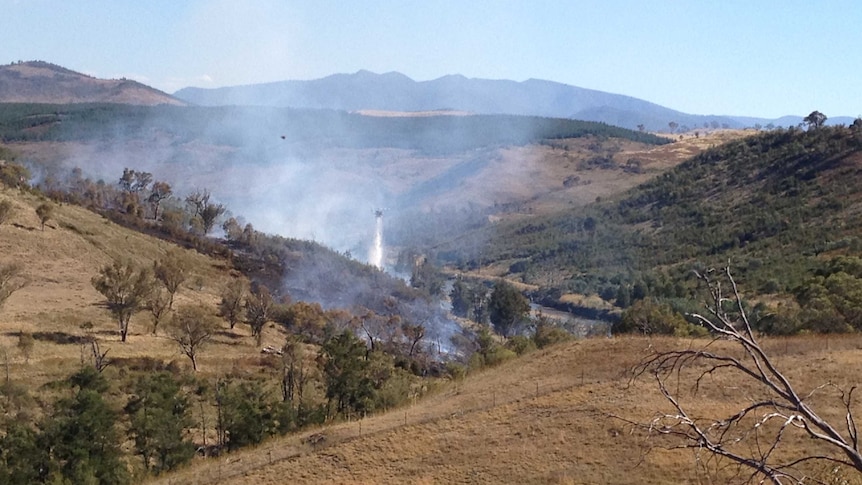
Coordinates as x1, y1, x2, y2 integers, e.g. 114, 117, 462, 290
16, 331, 33, 363
91, 259, 154, 342
146, 287, 171, 335
125, 372, 195, 474
488, 280, 530, 337
0, 262, 27, 310
153, 249, 188, 310
668, 121, 679, 133
449, 276, 474, 318
628, 267, 862, 483
402, 321, 426, 357
185, 188, 226, 234
637, 124, 645, 132
851, 118, 862, 142
0, 199, 13, 226
613, 299, 699, 336
219, 278, 248, 329
222, 217, 243, 241
119, 168, 152, 194
410, 259, 444, 295
39, 367, 129, 485
282, 336, 310, 406
320, 330, 374, 416
0, 161, 29, 189
35, 202, 53, 230
246, 283, 274, 345
147, 181, 172, 220
215, 379, 277, 451
166, 304, 219, 371
200, 203, 226, 234
803, 110, 827, 130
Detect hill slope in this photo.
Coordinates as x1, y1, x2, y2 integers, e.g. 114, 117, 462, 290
0, 61, 185, 105
0, 186, 249, 383
425, 126, 862, 325
149, 334, 862, 484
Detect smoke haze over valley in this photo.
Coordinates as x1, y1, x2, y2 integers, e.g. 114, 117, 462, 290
5, 4, 862, 484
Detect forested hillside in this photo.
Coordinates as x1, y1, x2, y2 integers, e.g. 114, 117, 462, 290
438, 123, 862, 334
0, 102, 668, 152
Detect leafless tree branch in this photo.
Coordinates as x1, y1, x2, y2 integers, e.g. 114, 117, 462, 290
626, 266, 862, 484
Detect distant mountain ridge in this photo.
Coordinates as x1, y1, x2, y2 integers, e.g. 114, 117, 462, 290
174, 70, 854, 132
0, 61, 185, 106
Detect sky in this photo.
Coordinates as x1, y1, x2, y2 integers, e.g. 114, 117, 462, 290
1, 0, 861, 119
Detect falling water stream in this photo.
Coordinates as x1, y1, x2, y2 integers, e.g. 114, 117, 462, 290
370, 213, 383, 269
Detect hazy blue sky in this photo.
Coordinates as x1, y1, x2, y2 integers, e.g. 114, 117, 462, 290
2, 0, 859, 118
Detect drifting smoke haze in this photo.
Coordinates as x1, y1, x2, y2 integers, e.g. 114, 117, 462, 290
16, 105, 567, 265
7, 89, 652, 355
9, 102, 562, 356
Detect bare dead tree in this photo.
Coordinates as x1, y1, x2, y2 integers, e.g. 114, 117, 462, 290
627, 266, 862, 484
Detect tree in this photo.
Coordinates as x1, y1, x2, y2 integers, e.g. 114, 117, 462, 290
629, 267, 862, 483
320, 331, 375, 416
222, 217, 243, 241
488, 280, 530, 337
0, 161, 30, 189
125, 373, 195, 474
0, 420, 40, 484
410, 259, 444, 295
185, 188, 225, 234
153, 249, 188, 310
637, 124, 645, 132
35, 202, 53, 230
91, 259, 154, 342
450, 276, 485, 320
246, 284, 274, 345
166, 304, 219, 371
0, 262, 27, 311
668, 121, 679, 133
613, 298, 695, 335
147, 181, 172, 220
218, 278, 248, 329
401, 321, 426, 357
15, 331, 33, 363
199, 202, 226, 234
281, 336, 310, 406
803, 110, 827, 130
119, 168, 152, 194
0, 199, 13, 227
216, 379, 277, 450
146, 287, 171, 335
39, 367, 129, 485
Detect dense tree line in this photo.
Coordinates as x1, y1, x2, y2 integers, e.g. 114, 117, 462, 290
0, 102, 669, 153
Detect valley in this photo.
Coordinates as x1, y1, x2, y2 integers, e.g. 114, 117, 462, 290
1, 60, 862, 484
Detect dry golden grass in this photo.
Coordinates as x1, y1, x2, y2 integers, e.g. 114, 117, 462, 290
0, 186, 281, 390
149, 333, 862, 485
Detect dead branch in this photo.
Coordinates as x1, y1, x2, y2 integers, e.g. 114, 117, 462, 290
627, 266, 862, 484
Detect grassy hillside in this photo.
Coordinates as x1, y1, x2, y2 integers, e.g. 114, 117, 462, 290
149, 334, 862, 484
0, 61, 183, 106
0, 186, 247, 387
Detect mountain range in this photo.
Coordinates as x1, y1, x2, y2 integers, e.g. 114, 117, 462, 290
174, 70, 855, 132
0, 61, 854, 132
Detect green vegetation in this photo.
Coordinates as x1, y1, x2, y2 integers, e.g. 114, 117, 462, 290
0, 103, 669, 154
437, 124, 862, 336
